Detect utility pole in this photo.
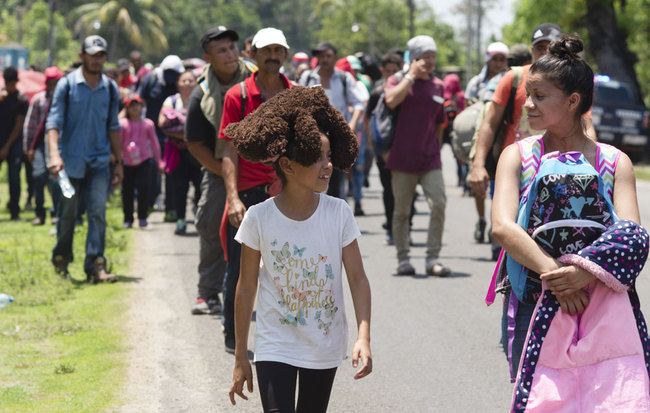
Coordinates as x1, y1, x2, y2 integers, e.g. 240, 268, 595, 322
476, 0, 482, 68
47, 0, 56, 67
407, 0, 415, 38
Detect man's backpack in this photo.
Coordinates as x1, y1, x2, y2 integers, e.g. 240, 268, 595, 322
371, 72, 404, 155
461, 66, 523, 178
450, 100, 483, 163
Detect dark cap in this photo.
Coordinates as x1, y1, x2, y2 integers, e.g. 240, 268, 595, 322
507, 43, 532, 66
117, 58, 130, 71
201, 26, 239, 50
531, 23, 562, 46
82, 35, 108, 55
311, 42, 337, 56
2, 66, 18, 82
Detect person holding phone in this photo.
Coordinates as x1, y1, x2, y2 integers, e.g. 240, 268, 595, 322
383, 35, 451, 277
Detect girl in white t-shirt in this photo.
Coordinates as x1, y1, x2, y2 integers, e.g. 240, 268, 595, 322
226, 87, 372, 413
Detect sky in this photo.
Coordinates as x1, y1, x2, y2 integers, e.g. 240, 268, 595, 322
428, 0, 518, 44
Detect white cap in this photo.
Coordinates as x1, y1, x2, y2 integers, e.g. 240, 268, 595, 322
485, 42, 509, 62
160, 55, 184, 73
252, 27, 290, 50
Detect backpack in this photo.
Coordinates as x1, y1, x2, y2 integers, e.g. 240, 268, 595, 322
486, 135, 622, 305
450, 100, 482, 163
462, 67, 523, 177
442, 94, 459, 145
371, 72, 404, 155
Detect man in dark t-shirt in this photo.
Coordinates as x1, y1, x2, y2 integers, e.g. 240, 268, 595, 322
0, 67, 29, 220
185, 26, 252, 317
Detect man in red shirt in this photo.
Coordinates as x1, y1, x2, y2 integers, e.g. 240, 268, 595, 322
219, 27, 292, 353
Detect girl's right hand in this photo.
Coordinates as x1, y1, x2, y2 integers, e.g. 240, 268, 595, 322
229, 359, 253, 406
556, 289, 589, 315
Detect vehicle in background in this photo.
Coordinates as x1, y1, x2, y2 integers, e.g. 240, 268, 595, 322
591, 75, 649, 162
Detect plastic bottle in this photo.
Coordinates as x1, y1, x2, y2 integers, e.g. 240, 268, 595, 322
0, 293, 14, 309
58, 169, 76, 199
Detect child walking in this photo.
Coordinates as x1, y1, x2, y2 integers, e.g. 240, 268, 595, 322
227, 87, 372, 413
119, 95, 164, 228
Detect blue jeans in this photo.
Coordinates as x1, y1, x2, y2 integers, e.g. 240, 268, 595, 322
501, 289, 535, 380
52, 164, 110, 278
31, 146, 49, 220
1, 142, 22, 217
222, 186, 269, 336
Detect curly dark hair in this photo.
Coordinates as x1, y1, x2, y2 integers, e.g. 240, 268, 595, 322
223, 86, 359, 172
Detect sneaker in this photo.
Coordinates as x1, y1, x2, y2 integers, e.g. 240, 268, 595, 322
163, 211, 177, 222
491, 246, 501, 262
138, 219, 148, 228
52, 255, 69, 279
122, 221, 133, 229
31, 217, 45, 226
91, 257, 117, 284
224, 331, 236, 354
426, 261, 452, 277
474, 218, 486, 243
191, 296, 222, 315
174, 220, 187, 235
354, 203, 365, 217
396, 260, 416, 275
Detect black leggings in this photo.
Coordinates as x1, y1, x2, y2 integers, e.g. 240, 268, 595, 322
255, 361, 337, 413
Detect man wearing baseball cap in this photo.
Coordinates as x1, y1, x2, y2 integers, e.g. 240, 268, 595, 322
46, 35, 122, 282
219, 27, 292, 353
185, 26, 253, 317
23, 66, 63, 225
465, 41, 509, 103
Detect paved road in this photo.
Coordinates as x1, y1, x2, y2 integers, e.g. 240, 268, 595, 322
120, 145, 650, 413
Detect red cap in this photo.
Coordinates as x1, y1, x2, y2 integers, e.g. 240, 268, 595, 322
124, 94, 143, 107
45, 66, 63, 82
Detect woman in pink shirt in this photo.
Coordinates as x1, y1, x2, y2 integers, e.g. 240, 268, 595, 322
120, 94, 164, 228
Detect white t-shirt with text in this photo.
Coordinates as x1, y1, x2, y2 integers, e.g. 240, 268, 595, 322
235, 193, 361, 369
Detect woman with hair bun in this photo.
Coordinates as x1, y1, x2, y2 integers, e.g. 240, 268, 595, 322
489, 34, 650, 411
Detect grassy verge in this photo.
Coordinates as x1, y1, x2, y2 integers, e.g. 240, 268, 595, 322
635, 164, 650, 181
0, 165, 132, 412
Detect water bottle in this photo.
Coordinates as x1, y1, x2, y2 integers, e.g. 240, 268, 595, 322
0, 293, 14, 309
58, 169, 76, 199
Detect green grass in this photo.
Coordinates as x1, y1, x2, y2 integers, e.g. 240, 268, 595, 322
635, 164, 650, 181
0, 165, 132, 412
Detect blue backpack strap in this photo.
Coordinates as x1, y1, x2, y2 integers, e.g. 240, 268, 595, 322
199, 79, 209, 95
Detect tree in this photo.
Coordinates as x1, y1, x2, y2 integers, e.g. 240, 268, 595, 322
502, 0, 647, 106
72, 0, 170, 60
0, 1, 78, 69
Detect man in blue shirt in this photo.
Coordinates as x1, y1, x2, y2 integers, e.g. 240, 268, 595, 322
46, 35, 122, 283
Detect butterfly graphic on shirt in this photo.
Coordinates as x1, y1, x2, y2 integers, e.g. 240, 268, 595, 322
323, 303, 338, 319
279, 307, 307, 327
273, 261, 285, 273
272, 242, 290, 262
318, 319, 332, 336
292, 286, 310, 302
325, 264, 334, 280
293, 245, 306, 257
271, 239, 278, 247
302, 268, 317, 280
272, 276, 283, 292
318, 254, 327, 263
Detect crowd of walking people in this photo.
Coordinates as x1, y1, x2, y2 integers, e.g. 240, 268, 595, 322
1, 20, 649, 412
